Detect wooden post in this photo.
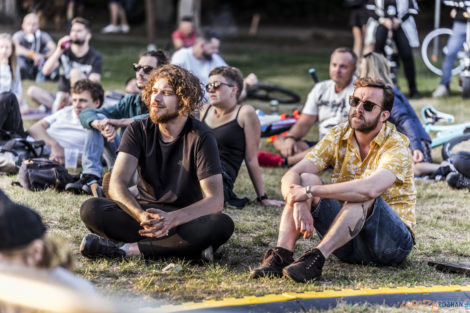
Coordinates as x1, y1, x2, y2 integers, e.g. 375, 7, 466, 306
145, 0, 155, 50
249, 13, 260, 36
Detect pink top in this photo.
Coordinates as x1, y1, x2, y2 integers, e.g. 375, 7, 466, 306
172, 29, 197, 48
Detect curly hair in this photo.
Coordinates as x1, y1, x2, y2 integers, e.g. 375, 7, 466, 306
354, 77, 395, 112
71, 79, 104, 108
141, 64, 204, 116
209, 66, 244, 100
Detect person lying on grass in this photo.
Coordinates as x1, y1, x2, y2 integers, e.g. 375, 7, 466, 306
200, 66, 284, 209
251, 77, 416, 282
79, 64, 234, 261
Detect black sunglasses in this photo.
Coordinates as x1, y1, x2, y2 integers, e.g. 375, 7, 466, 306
205, 81, 234, 92
349, 96, 383, 112
133, 63, 154, 74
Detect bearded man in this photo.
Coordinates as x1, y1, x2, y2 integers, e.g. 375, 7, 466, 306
79, 65, 234, 261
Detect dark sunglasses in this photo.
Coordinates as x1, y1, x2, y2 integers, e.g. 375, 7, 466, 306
205, 81, 234, 92
132, 63, 154, 74
349, 96, 383, 112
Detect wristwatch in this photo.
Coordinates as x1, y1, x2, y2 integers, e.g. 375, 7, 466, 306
305, 185, 313, 199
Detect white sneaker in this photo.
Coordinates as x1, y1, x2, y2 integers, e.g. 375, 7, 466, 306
432, 84, 449, 98
120, 24, 130, 33
101, 24, 120, 34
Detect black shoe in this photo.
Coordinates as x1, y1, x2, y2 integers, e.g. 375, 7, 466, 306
250, 247, 294, 279
282, 248, 325, 283
409, 90, 422, 99
447, 172, 470, 189
65, 173, 101, 195
429, 164, 454, 181
80, 234, 126, 259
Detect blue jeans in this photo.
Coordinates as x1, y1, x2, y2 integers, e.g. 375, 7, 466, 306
81, 114, 121, 178
313, 197, 413, 265
441, 21, 466, 87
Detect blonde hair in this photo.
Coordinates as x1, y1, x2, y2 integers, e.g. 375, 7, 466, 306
358, 52, 393, 86
0, 33, 17, 83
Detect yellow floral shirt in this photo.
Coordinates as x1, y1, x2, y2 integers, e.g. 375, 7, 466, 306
305, 121, 416, 230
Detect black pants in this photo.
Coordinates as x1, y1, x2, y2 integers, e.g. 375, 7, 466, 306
0, 92, 25, 137
374, 25, 417, 93
80, 198, 234, 259
454, 151, 470, 178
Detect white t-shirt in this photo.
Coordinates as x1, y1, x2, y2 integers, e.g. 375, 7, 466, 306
302, 79, 355, 139
43, 106, 86, 152
171, 47, 227, 100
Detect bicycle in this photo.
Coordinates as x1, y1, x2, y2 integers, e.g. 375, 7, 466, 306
246, 82, 301, 104
421, 105, 470, 159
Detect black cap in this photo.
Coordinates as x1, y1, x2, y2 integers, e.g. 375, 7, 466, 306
0, 189, 46, 251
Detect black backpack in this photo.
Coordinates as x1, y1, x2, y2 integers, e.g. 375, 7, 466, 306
17, 158, 79, 191
0, 137, 46, 174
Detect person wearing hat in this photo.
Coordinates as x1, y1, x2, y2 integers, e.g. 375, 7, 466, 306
0, 188, 95, 294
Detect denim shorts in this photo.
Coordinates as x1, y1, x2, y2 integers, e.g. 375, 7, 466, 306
312, 197, 413, 265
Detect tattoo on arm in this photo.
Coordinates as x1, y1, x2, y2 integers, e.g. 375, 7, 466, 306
348, 204, 367, 238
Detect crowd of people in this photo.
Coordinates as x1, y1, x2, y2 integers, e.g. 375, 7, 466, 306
1, 1, 470, 299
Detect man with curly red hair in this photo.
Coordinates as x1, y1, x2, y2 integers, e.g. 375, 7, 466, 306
79, 64, 234, 261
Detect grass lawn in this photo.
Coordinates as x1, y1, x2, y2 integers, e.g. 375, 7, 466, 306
3, 34, 470, 311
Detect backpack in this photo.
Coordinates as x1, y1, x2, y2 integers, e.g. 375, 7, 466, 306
17, 158, 79, 191
0, 137, 46, 174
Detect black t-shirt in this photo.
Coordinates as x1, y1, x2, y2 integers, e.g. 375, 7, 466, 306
119, 117, 222, 207
58, 47, 102, 92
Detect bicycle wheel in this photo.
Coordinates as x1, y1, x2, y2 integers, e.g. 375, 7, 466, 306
441, 132, 470, 160
421, 28, 464, 76
246, 82, 301, 104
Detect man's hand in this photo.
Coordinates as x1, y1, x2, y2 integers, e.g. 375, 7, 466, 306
293, 202, 314, 239
286, 183, 309, 206
32, 53, 45, 66
279, 137, 297, 157
412, 149, 424, 164
101, 124, 118, 142
49, 143, 65, 165
381, 18, 393, 30
139, 209, 176, 238
261, 198, 284, 207
392, 17, 401, 29
57, 35, 71, 51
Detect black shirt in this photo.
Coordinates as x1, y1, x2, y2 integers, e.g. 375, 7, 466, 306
119, 117, 222, 207
58, 47, 102, 92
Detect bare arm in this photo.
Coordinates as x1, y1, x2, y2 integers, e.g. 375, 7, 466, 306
172, 38, 184, 50
281, 158, 320, 199
88, 73, 101, 82
108, 152, 147, 223
44, 41, 56, 58
42, 36, 70, 75
27, 119, 65, 164
286, 168, 397, 206
273, 113, 318, 156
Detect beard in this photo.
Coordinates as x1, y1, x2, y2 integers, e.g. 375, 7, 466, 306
149, 107, 179, 124
72, 39, 85, 46
202, 51, 213, 61
348, 112, 381, 134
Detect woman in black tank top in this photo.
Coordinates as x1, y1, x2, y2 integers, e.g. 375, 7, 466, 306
200, 66, 284, 209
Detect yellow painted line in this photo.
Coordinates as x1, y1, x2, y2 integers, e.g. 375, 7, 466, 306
139, 285, 470, 313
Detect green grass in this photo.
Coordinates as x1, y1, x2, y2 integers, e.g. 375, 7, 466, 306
5, 34, 470, 311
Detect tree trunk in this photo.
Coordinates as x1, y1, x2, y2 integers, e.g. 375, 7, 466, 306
177, 0, 201, 29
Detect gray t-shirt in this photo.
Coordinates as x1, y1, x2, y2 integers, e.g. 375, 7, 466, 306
302, 78, 355, 139
12, 29, 53, 54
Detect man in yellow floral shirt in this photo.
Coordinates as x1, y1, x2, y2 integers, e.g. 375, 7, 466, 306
251, 77, 416, 283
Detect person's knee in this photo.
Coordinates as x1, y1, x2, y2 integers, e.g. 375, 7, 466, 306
300, 173, 322, 186
80, 198, 103, 226
211, 213, 234, 238
0, 91, 16, 105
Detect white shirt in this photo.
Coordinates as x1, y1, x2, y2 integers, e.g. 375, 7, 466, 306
171, 47, 227, 100
302, 79, 355, 139
43, 106, 86, 152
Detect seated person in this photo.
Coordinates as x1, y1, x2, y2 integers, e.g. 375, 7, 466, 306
79, 65, 234, 260
103, 77, 140, 108
67, 50, 168, 194
251, 78, 415, 282
27, 17, 102, 113
264, 48, 356, 167
200, 66, 283, 209
12, 13, 56, 81
358, 52, 432, 166
0, 188, 95, 294
0, 92, 26, 139
172, 16, 197, 50
27, 79, 103, 166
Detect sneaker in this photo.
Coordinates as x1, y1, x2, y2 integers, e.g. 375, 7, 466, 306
80, 233, 126, 259
257, 150, 285, 167
282, 248, 325, 283
250, 247, 294, 279
447, 172, 470, 189
65, 173, 101, 195
429, 164, 455, 181
101, 24, 120, 34
432, 84, 450, 98
201, 246, 214, 262
120, 24, 130, 33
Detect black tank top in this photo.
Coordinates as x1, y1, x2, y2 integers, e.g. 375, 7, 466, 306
202, 105, 245, 180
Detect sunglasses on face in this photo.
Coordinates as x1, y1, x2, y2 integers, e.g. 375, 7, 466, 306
205, 81, 234, 92
132, 63, 154, 74
349, 96, 383, 112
